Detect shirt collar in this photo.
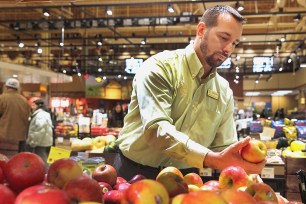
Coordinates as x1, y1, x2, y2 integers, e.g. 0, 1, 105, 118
184, 42, 203, 80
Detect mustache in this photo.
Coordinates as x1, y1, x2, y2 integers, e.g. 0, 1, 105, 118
216, 51, 228, 58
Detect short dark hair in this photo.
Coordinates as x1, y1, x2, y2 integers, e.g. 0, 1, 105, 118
201, 5, 246, 28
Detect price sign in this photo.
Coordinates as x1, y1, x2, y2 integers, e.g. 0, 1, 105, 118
199, 168, 212, 177
261, 167, 275, 178
47, 146, 71, 164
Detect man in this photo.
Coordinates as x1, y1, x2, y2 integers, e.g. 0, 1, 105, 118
0, 78, 31, 157
115, 5, 266, 180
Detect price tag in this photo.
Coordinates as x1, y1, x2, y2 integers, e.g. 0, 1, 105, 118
261, 167, 275, 178
47, 146, 71, 164
57, 137, 64, 143
199, 168, 212, 177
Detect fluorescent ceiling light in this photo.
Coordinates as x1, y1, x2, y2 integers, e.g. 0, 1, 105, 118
245, 92, 260, 96
271, 90, 292, 96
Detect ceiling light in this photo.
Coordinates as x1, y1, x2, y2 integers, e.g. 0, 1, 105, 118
272, 90, 292, 96
140, 38, 146, 45
293, 13, 301, 22
235, 1, 244, 12
167, 4, 174, 13
37, 47, 42, 54
245, 92, 260, 96
43, 9, 50, 17
106, 7, 112, 16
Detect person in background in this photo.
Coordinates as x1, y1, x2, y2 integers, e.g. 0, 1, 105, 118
0, 78, 31, 156
108, 103, 125, 128
115, 5, 266, 180
26, 98, 53, 167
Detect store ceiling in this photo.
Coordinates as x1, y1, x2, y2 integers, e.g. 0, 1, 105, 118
0, 0, 305, 80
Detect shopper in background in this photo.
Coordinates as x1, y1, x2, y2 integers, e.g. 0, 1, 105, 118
26, 98, 53, 167
0, 78, 31, 156
115, 5, 266, 180
108, 103, 125, 128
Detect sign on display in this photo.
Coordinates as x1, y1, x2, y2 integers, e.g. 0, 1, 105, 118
125, 58, 143, 74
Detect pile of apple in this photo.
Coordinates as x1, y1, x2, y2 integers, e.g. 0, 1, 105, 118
0, 139, 288, 203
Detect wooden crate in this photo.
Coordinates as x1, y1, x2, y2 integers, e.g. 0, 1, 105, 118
284, 157, 306, 202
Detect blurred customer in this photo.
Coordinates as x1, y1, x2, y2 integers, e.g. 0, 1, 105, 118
108, 103, 125, 127
0, 78, 31, 156
26, 98, 53, 167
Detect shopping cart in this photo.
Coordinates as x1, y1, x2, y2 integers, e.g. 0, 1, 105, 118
296, 169, 306, 204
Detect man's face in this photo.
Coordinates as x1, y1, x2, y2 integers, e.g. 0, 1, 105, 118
199, 13, 243, 68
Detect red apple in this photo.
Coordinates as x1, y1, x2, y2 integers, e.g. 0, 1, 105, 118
171, 190, 227, 204
0, 184, 15, 204
183, 173, 203, 187
128, 174, 146, 184
113, 182, 130, 190
0, 153, 9, 170
0, 167, 4, 184
98, 181, 113, 195
241, 139, 267, 163
63, 176, 103, 203
47, 158, 83, 189
103, 189, 125, 204
156, 166, 188, 197
218, 166, 248, 189
116, 176, 127, 185
121, 179, 169, 204
245, 182, 278, 203
203, 180, 221, 190
92, 164, 117, 187
220, 188, 257, 204
188, 184, 201, 192
4, 152, 45, 192
15, 184, 70, 204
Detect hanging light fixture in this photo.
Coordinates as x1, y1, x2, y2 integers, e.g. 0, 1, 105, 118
235, 1, 244, 12
106, 7, 112, 16
167, 4, 174, 13
293, 13, 301, 22
43, 8, 50, 17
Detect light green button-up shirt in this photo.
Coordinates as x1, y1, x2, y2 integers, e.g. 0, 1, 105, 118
116, 42, 237, 169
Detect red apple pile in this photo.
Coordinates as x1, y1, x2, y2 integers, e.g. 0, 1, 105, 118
0, 151, 287, 204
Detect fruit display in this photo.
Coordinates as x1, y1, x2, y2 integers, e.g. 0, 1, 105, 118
0, 150, 294, 204
55, 122, 78, 137
70, 134, 118, 153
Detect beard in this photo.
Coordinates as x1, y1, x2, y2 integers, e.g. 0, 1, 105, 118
200, 31, 228, 68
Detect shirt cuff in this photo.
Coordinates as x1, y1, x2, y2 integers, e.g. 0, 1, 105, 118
185, 138, 211, 168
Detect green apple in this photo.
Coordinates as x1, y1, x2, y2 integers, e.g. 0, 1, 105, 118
241, 139, 267, 163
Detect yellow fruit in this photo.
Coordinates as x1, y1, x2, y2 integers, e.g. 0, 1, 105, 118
290, 140, 306, 152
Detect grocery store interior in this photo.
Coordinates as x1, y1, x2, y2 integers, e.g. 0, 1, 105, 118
0, 0, 305, 203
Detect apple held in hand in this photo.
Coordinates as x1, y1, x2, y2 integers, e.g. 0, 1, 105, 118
219, 166, 248, 189
183, 172, 203, 187
92, 164, 117, 187
121, 179, 169, 204
156, 167, 188, 197
245, 182, 278, 203
4, 152, 45, 192
47, 158, 83, 189
63, 176, 103, 203
15, 184, 70, 204
0, 184, 16, 204
241, 139, 267, 163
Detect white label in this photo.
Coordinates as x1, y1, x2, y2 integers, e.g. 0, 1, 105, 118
70, 137, 77, 142
199, 168, 212, 177
261, 167, 275, 178
57, 137, 64, 143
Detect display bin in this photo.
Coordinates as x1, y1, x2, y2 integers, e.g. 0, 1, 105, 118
262, 177, 285, 196
284, 157, 306, 202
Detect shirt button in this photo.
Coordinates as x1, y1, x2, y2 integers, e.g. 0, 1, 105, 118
192, 74, 195, 78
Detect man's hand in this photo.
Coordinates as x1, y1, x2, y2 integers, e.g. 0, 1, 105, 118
204, 137, 266, 174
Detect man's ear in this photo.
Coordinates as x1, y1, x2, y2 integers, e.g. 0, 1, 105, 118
197, 22, 206, 37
